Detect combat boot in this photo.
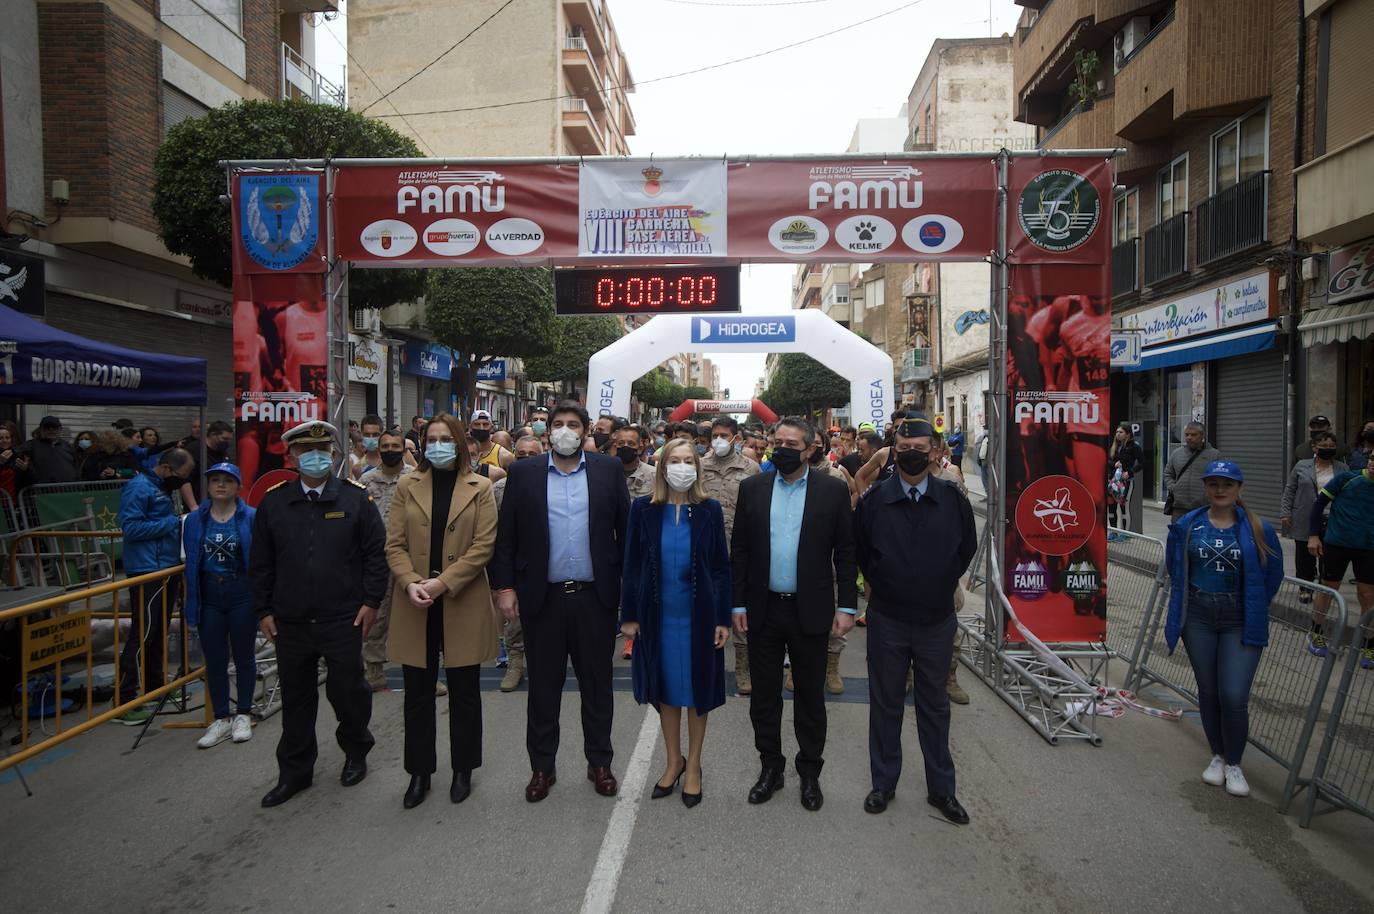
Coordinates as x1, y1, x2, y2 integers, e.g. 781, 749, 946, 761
734, 643, 752, 696
946, 651, 970, 705
365, 662, 387, 692
825, 653, 844, 694
500, 650, 525, 692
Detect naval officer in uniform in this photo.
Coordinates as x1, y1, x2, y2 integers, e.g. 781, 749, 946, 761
251, 420, 389, 807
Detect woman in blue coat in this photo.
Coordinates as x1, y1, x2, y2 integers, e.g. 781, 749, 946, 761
620, 438, 732, 808
1164, 460, 1283, 798
183, 463, 257, 749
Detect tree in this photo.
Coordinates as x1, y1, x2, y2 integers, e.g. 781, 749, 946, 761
523, 316, 624, 389
426, 267, 557, 409
682, 386, 713, 401
765, 353, 849, 417
632, 368, 678, 408
152, 98, 424, 306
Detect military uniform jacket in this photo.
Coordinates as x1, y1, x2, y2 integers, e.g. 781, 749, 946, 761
250, 474, 389, 622
624, 460, 657, 500
700, 451, 759, 539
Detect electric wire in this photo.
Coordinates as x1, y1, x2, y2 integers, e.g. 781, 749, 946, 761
317, 18, 439, 156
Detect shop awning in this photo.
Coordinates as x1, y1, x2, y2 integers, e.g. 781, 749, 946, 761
1298, 301, 1374, 347
1125, 322, 1278, 373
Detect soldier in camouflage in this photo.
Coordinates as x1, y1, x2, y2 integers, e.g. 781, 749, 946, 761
614, 425, 657, 500
701, 417, 760, 693
361, 428, 412, 692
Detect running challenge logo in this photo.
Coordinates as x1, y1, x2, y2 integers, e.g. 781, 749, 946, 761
240, 174, 320, 270
1015, 475, 1095, 556
1017, 169, 1101, 253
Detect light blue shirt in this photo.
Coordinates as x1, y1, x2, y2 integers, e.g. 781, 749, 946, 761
900, 475, 930, 502
546, 452, 593, 582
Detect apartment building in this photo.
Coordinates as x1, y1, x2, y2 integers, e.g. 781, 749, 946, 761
1, 0, 339, 432
1015, 0, 1312, 517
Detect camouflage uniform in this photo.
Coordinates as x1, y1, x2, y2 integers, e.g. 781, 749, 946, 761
491, 476, 522, 654
701, 451, 759, 650
624, 460, 657, 501
362, 465, 411, 668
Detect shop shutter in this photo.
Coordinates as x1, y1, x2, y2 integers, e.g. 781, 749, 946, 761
1212, 348, 1285, 521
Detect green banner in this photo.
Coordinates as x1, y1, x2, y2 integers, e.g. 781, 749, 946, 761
32, 487, 125, 567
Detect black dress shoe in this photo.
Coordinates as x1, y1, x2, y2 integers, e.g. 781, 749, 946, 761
681, 781, 702, 809
651, 760, 686, 800
340, 758, 367, 787
864, 788, 895, 814
799, 776, 824, 812
747, 768, 784, 804
261, 781, 310, 808
403, 774, 430, 809
927, 794, 970, 825
450, 770, 472, 804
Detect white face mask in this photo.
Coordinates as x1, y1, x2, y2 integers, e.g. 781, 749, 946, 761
666, 463, 698, 492
710, 438, 731, 458
549, 426, 582, 457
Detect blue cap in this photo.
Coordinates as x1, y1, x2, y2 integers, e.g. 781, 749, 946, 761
1203, 460, 1243, 482
206, 462, 242, 483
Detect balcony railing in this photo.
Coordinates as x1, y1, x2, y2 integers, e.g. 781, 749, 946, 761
901, 347, 933, 383
1196, 170, 1269, 266
565, 35, 589, 52
1143, 212, 1188, 286
1112, 238, 1139, 298
280, 42, 344, 107
563, 97, 592, 115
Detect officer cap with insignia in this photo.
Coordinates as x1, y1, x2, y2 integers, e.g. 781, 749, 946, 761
282, 420, 339, 448
895, 417, 935, 440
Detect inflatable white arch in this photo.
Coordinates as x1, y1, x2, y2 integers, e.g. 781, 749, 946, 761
586, 310, 895, 425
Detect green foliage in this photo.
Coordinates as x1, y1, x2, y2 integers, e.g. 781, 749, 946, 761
682, 386, 713, 401
632, 368, 679, 408
523, 316, 624, 384
152, 98, 424, 303
1069, 49, 1101, 108
762, 353, 849, 416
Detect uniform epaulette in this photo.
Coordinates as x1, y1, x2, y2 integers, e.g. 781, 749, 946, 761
346, 478, 368, 489
264, 479, 289, 493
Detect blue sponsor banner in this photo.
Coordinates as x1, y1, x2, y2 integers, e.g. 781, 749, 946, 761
237, 173, 322, 272
475, 359, 507, 382
401, 341, 451, 380
690, 315, 795, 344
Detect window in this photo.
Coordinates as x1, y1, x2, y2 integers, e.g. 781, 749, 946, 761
1114, 188, 1139, 244
162, 83, 209, 138
923, 107, 932, 145
1211, 108, 1267, 193
1158, 155, 1187, 221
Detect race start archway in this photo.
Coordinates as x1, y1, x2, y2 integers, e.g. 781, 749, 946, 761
589, 310, 890, 424
667, 399, 777, 424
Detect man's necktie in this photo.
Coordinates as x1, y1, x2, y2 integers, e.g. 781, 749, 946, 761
307, 491, 318, 502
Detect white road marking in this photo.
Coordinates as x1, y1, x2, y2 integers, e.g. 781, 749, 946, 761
579, 708, 658, 914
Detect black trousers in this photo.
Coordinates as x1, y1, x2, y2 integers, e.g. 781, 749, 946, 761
522, 585, 616, 773
747, 593, 828, 778
402, 602, 482, 775
274, 616, 375, 787
117, 576, 179, 706
867, 608, 956, 797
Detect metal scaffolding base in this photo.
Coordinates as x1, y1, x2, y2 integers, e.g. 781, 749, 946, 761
957, 614, 1107, 746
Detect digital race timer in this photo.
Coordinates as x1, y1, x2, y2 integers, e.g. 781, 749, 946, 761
554, 266, 741, 316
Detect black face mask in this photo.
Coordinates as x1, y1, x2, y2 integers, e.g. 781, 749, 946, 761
592, 431, 611, 450
162, 475, 185, 491
896, 449, 930, 476
380, 450, 405, 467
1315, 447, 1337, 461
471, 428, 491, 443
1364, 430, 1374, 445
771, 446, 803, 475
615, 446, 639, 465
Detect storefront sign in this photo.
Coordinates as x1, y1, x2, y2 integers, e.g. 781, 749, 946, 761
475, 359, 506, 382
1121, 271, 1275, 346
401, 340, 451, 380
0, 247, 45, 316
1328, 238, 1374, 305
348, 335, 382, 382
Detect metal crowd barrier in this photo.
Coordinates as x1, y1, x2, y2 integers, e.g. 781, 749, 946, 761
0, 564, 210, 780
4, 516, 119, 588
1105, 528, 1167, 682
1302, 608, 1374, 828
1129, 573, 1350, 811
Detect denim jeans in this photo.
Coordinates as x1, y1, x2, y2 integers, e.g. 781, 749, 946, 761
198, 575, 257, 719
1181, 587, 1263, 765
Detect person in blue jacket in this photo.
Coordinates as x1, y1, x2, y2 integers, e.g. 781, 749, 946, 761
184, 463, 257, 749
619, 438, 732, 808
1164, 460, 1283, 799
115, 447, 196, 725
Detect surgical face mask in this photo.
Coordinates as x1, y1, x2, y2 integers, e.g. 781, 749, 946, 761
666, 463, 698, 492
695, 444, 707, 457
550, 426, 582, 457
532, 420, 547, 436
711, 438, 732, 458
77, 438, 92, 450
654, 435, 666, 448
425, 441, 458, 469
896, 448, 930, 476
471, 428, 491, 443
296, 449, 334, 478
770, 446, 803, 475
362, 436, 380, 452
616, 446, 639, 465
380, 450, 405, 467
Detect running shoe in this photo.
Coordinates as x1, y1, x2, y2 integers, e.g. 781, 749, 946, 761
1360, 648, 1374, 670
1202, 755, 1225, 787
1308, 632, 1329, 657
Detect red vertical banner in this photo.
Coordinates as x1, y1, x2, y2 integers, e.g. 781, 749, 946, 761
1003, 158, 1112, 643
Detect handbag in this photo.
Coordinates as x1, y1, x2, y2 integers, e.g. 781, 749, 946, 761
1162, 448, 1203, 514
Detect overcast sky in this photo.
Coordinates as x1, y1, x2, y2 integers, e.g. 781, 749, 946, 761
317, 0, 1023, 400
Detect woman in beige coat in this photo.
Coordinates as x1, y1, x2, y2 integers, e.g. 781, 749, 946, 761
385, 413, 499, 809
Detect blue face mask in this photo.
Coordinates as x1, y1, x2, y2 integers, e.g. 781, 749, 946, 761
695, 444, 707, 457
426, 441, 458, 469
362, 436, 380, 452
296, 449, 334, 478
532, 421, 547, 436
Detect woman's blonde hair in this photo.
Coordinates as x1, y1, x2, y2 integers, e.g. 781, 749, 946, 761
94, 430, 129, 455
652, 437, 705, 505
1237, 495, 1276, 567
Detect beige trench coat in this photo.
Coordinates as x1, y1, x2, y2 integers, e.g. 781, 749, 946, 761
384, 469, 499, 668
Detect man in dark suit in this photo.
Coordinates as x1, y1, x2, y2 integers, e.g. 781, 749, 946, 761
853, 417, 976, 824
731, 416, 857, 811
490, 401, 631, 803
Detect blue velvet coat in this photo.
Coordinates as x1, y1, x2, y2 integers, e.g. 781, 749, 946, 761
620, 496, 732, 714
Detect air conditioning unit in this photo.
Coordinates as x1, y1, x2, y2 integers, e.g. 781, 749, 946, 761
350, 308, 380, 336
1114, 16, 1151, 72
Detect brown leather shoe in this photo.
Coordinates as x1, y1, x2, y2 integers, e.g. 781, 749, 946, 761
587, 765, 618, 797
525, 770, 556, 803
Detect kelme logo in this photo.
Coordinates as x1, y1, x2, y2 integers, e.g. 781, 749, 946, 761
1017, 169, 1100, 253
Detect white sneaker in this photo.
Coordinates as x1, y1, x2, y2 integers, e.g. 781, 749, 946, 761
1202, 755, 1225, 786
231, 714, 253, 743
197, 718, 233, 749
1224, 765, 1250, 797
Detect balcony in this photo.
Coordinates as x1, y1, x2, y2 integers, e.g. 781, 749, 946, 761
562, 98, 605, 155
562, 1, 607, 57
281, 42, 344, 107
1040, 97, 1116, 151
1112, 238, 1139, 298
1143, 212, 1188, 286
1196, 171, 1268, 267
1296, 132, 1374, 245
562, 36, 605, 110
901, 348, 933, 383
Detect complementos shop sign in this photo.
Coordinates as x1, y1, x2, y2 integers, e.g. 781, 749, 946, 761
1121, 271, 1277, 347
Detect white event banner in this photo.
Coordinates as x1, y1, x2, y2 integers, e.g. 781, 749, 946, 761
1121, 270, 1275, 347
579, 160, 728, 258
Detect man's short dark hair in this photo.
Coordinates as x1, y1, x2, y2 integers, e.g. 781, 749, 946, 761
859, 431, 883, 450
158, 447, 195, 474
361, 414, 384, 431
551, 400, 590, 430
207, 420, 233, 437
841, 425, 857, 438
379, 428, 405, 444
112, 418, 133, 430
599, 415, 628, 433
710, 417, 739, 434
776, 416, 816, 448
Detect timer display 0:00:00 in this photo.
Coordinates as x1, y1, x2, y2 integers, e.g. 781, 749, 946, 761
595, 274, 719, 308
